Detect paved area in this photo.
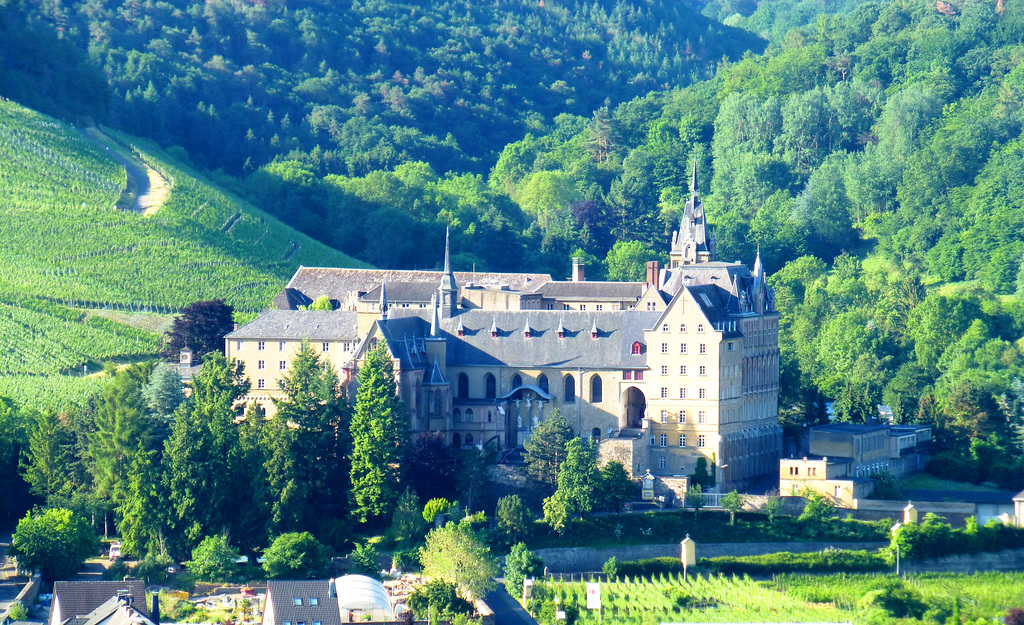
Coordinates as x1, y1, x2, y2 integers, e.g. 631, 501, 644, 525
0, 532, 28, 615
485, 581, 539, 625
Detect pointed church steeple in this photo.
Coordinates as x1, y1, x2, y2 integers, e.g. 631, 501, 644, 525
669, 156, 714, 267
430, 293, 439, 337
753, 244, 763, 277
379, 281, 389, 320
438, 228, 458, 319
690, 155, 699, 199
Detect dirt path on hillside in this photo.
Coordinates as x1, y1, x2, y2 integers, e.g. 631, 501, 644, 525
80, 127, 170, 215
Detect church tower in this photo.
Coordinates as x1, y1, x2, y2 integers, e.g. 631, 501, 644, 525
669, 158, 716, 267
438, 228, 458, 318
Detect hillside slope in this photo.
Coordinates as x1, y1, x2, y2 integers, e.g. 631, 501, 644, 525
0, 100, 364, 408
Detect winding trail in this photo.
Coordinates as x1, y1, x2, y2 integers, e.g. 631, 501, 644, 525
80, 127, 170, 215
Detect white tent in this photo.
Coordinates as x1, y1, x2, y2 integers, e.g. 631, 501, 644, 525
334, 575, 394, 622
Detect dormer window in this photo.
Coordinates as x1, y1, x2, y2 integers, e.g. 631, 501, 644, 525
631, 341, 642, 355
661, 324, 669, 332
697, 324, 705, 333
558, 329, 564, 339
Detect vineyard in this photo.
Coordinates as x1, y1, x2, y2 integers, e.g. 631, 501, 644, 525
530, 572, 1024, 624
0, 100, 366, 407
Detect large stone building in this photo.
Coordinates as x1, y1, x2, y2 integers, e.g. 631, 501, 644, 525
226, 171, 782, 489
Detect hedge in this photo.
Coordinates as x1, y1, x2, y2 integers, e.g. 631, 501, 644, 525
612, 548, 888, 577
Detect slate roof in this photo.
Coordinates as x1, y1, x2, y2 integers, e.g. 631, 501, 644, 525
522, 281, 644, 301
52, 581, 148, 625
226, 311, 359, 341
272, 288, 314, 311
1014, 489, 1024, 501
660, 262, 752, 298
813, 423, 889, 434
360, 282, 439, 303
439, 310, 662, 369
77, 597, 154, 625
279, 267, 552, 309
265, 580, 341, 625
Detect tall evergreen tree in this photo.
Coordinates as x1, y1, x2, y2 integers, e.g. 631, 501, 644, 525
522, 409, 572, 491
350, 339, 407, 523
0, 397, 31, 526
267, 340, 351, 536
164, 353, 248, 556
22, 410, 76, 504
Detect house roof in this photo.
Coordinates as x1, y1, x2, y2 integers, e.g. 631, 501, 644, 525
812, 423, 889, 434
77, 597, 154, 625
52, 581, 148, 625
265, 580, 341, 625
1014, 489, 1024, 501
522, 281, 644, 301
226, 311, 359, 341
279, 267, 552, 309
360, 282, 439, 303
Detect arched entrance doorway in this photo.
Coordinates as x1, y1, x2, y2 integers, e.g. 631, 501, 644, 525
620, 386, 646, 429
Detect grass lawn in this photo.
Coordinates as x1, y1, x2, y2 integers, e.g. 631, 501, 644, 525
901, 473, 999, 492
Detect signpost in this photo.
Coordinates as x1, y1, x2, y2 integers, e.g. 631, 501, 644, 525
586, 582, 601, 624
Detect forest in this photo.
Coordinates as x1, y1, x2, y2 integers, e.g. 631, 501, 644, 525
1, 0, 1024, 511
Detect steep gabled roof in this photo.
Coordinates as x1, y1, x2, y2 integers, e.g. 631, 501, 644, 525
265, 580, 341, 625
52, 581, 148, 625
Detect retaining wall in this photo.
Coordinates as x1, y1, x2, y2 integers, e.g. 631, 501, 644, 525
902, 548, 1024, 574
0, 574, 41, 625
534, 541, 888, 573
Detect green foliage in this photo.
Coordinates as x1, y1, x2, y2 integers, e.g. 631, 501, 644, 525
684, 484, 704, 517
798, 488, 838, 523
495, 495, 533, 545
263, 532, 330, 580
407, 580, 473, 620
302, 295, 333, 311
388, 489, 425, 546
420, 520, 499, 600
186, 535, 239, 581
857, 579, 927, 620
599, 461, 635, 514
721, 490, 743, 525
348, 540, 381, 577
870, 471, 903, 500
11, 508, 98, 583
7, 602, 29, 622
604, 241, 660, 282
422, 498, 453, 524
889, 514, 1024, 562
602, 556, 619, 578
503, 542, 542, 595
702, 548, 888, 575
523, 409, 572, 490
350, 339, 407, 523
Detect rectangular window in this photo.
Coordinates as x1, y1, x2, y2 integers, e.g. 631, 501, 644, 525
563, 304, 570, 310
661, 343, 669, 354
257, 360, 265, 370
661, 365, 668, 375
322, 342, 329, 352
293, 598, 303, 606
678, 411, 686, 424
659, 434, 667, 447
660, 410, 668, 423
679, 388, 687, 399
650, 435, 656, 446
279, 360, 287, 370
659, 456, 667, 469
699, 388, 707, 399
698, 410, 707, 424
680, 365, 687, 375
236, 340, 243, 350
279, 341, 286, 351
309, 599, 319, 606
596, 305, 603, 311
679, 435, 686, 447
546, 304, 553, 310
623, 370, 632, 381
699, 365, 707, 376
580, 305, 587, 311
258, 341, 266, 351
728, 341, 735, 351
698, 435, 706, 448
258, 379, 266, 390
680, 343, 687, 354
660, 387, 668, 398
635, 370, 643, 380
699, 343, 707, 354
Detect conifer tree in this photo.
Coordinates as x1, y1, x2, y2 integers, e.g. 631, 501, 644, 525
522, 409, 572, 490
267, 340, 351, 534
350, 339, 407, 523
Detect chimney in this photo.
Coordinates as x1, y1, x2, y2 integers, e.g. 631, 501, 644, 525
233, 322, 238, 331
571, 257, 585, 282
645, 261, 661, 289
152, 593, 161, 625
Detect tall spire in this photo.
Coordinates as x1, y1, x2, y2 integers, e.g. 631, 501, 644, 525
430, 293, 439, 337
438, 227, 458, 318
690, 155, 699, 199
753, 244, 763, 277
379, 281, 389, 320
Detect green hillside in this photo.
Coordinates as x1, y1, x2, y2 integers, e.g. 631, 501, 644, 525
0, 100, 364, 408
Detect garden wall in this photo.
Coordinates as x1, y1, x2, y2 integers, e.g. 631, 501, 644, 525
534, 541, 887, 573
904, 548, 1024, 574
850, 499, 975, 527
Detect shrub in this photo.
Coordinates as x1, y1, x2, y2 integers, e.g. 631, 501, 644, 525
701, 548, 888, 575
8, 602, 29, 621
349, 540, 381, 577
101, 559, 131, 581
857, 579, 927, 619
601, 556, 618, 578
1005, 607, 1024, 625
263, 532, 330, 579
889, 513, 1024, 562
503, 542, 542, 595
616, 557, 682, 577
406, 580, 473, 619
10, 508, 99, 583
135, 553, 175, 585
185, 535, 238, 581
423, 498, 452, 524
391, 548, 420, 572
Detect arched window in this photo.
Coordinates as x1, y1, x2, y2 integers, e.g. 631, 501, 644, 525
538, 374, 549, 394
661, 323, 669, 332
564, 375, 576, 403
457, 373, 469, 398
453, 408, 462, 422
452, 433, 461, 448
590, 375, 603, 403
592, 427, 601, 440
485, 373, 496, 399
512, 374, 523, 389
680, 324, 686, 332
697, 324, 704, 333
631, 341, 642, 355
465, 408, 474, 422
465, 434, 474, 447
